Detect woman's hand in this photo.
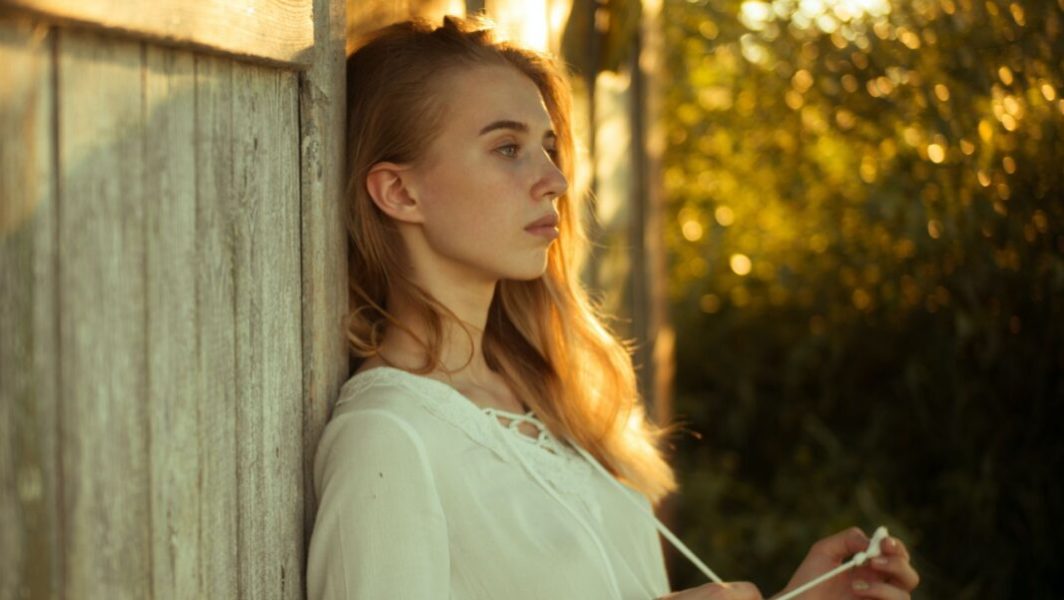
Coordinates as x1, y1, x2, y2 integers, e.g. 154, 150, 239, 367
773, 527, 919, 599
658, 581, 763, 599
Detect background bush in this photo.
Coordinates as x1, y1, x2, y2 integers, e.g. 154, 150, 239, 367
660, 0, 1064, 596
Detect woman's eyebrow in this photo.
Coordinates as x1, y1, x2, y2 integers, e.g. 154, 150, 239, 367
479, 119, 556, 140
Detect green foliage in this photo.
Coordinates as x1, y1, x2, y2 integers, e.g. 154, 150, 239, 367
660, 0, 1064, 597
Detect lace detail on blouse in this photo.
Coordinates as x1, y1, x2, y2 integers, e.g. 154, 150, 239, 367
340, 367, 604, 524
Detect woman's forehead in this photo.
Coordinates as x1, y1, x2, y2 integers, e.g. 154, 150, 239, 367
438, 65, 554, 137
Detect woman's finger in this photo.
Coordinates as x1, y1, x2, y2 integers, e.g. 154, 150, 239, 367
660, 581, 764, 600
882, 536, 911, 562
849, 578, 911, 600
809, 526, 871, 561
868, 554, 920, 591
709, 581, 762, 599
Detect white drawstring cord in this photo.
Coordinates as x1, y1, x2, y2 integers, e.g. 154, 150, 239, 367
486, 406, 887, 600
571, 444, 726, 585
770, 526, 889, 600
486, 409, 627, 600
573, 442, 890, 599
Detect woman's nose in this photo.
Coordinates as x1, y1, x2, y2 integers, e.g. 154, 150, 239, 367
539, 154, 568, 201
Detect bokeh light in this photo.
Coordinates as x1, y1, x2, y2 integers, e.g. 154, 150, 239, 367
661, 0, 1063, 596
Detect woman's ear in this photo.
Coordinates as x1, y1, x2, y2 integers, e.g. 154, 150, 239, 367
365, 162, 425, 224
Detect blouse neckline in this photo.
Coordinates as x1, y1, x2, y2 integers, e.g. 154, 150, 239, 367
350, 365, 542, 421
343, 364, 581, 474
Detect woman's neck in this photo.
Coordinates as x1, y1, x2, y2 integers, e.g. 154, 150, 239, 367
376, 285, 497, 385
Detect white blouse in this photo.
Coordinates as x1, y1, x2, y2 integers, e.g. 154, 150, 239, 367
306, 366, 677, 599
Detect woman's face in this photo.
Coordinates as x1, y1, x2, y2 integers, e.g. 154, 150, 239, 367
404, 64, 569, 283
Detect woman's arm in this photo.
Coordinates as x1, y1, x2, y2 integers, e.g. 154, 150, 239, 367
307, 409, 450, 600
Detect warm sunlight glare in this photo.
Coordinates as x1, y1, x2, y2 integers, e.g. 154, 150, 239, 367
492, 1, 551, 51
741, 0, 891, 32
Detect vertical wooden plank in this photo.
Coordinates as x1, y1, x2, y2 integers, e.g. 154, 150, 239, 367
266, 68, 304, 600
193, 52, 240, 599
232, 62, 304, 599
298, 0, 347, 558
57, 28, 150, 599
232, 60, 267, 600
0, 17, 61, 600
144, 44, 200, 600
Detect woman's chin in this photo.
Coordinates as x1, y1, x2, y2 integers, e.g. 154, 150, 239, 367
490, 247, 551, 282
506, 259, 549, 281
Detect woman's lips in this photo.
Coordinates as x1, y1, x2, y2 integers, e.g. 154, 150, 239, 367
525, 224, 559, 240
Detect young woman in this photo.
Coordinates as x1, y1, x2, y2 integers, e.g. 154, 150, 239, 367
306, 14, 919, 600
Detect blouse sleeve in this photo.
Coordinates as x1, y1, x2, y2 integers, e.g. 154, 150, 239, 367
307, 408, 450, 600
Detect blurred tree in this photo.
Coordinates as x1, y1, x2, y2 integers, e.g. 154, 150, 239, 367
660, 0, 1064, 597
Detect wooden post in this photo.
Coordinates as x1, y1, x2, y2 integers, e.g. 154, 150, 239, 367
299, 0, 348, 572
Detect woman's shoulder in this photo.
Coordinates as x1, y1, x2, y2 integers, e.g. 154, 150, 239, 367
311, 370, 450, 502
330, 365, 494, 444
331, 366, 440, 423
327, 365, 508, 461
315, 368, 457, 474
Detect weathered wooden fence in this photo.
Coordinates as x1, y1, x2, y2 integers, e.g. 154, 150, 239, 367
0, 0, 350, 596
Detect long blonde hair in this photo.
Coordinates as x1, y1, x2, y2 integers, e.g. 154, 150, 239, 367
343, 14, 679, 505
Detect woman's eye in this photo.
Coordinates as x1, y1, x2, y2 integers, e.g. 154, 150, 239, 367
497, 143, 559, 162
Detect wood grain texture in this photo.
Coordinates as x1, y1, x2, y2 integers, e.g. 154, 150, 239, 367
192, 51, 240, 600
0, 16, 61, 600
231, 60, 303, 600
4, 1, 342, 596
57, 28, 151, 599
263, 66, 304, 600
233, 61, 268, 600
1, 0, 313, 67
298, 0, 347, 551
144, 43, 200, 600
